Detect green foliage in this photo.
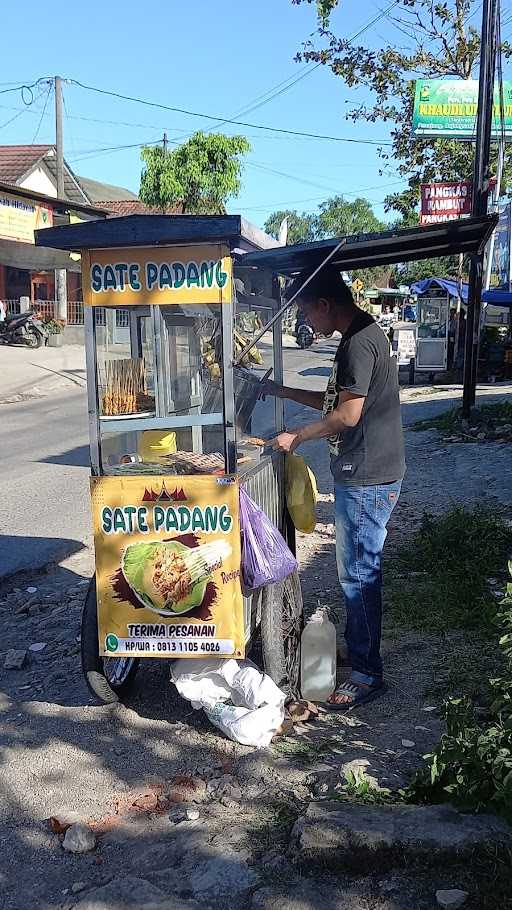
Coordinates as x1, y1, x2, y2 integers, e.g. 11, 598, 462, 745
293, 0, 512, 219
264, 209, 317, 244
140, 132, 250, 214
340, 768, 392, 803
316, 195, 386, 238
389, 507, 512, 632
413, 401, 512, 434
291, 0, 339, 26
406, 568, 512, 821
41, 317, 65, 334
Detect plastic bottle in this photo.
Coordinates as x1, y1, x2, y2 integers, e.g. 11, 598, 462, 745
300, 609, 337, 702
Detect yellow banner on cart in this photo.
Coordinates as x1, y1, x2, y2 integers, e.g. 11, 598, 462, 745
82, 244, 232, 306
91, 474, 244, 659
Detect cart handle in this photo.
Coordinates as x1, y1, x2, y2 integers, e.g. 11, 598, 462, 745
234, 238, 347, 365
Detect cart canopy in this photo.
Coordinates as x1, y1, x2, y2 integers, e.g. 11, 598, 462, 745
236, 215, 497, 275
34, 214, 278, 253
411, 277, 469, 301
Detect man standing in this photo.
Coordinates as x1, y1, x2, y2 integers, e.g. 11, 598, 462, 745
268, 268, 405, 708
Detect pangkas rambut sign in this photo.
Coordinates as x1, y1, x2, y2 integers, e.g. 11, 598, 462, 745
420, 182, 472, 225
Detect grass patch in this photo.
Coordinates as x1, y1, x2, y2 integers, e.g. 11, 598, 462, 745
387, 506, 511, 633
272, 737, 339, 764
412, 401, 512, 434
247, 799, 299, 855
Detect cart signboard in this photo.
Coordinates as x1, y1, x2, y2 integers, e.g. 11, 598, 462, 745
412, 79, 512, 138
91, 474, 245, 658
395, 327, 416, 366
82, 244, 232, 306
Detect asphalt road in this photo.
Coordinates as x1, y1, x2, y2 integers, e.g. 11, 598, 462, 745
0, 387, 91, 578
2, 336, 511, 581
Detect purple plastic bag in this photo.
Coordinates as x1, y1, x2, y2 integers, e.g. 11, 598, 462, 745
239, 487, 298, 593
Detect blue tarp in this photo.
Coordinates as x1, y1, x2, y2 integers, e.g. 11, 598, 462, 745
482, 289, 512, 306
410, 277, 469, 301
412, 276, 512, 308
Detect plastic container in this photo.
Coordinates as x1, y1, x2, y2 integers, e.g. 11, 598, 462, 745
300, 609, 336, 702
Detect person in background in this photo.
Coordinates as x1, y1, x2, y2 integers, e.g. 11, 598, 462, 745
0, 300, 5, 323
266, 268, 405, 709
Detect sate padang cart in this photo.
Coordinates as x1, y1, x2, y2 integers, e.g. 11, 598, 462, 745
36, 213, 497, 708
36, 215, 304, 704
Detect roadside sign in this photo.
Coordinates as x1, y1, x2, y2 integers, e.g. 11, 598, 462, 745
352, 278, 364, 293
420, 181, 472, 225
412, 79, 512, 138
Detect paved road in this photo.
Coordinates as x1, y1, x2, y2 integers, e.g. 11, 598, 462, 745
2, 337, 511, 580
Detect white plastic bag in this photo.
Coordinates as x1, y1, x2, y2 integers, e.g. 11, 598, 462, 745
204, 701, 284, 749
171, 657, 286, 748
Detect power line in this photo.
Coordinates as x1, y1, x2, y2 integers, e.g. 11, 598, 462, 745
69, 78, 392, 146
189, 0, 401, 140
31, 83, 52, 144
68, 138, 161, 164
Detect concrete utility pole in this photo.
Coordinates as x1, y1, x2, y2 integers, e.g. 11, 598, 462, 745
54, 75, 67, 323
462, 0, 499, 417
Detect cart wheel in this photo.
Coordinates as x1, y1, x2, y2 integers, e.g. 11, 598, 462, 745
81, 577, 140, 704
261, 569, 303, 699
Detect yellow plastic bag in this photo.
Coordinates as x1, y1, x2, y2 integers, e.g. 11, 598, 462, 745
285, 454, 318, 534
138, 431, 177, 464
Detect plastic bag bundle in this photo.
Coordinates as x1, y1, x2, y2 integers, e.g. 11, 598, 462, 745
239, 487, 298, 593
204, 701, 284, 749
171, 658, 286, 748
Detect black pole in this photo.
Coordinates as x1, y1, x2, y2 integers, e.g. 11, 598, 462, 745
462, 0, 499, 417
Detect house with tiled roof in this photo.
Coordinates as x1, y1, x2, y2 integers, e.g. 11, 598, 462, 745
0, 144, 158, 326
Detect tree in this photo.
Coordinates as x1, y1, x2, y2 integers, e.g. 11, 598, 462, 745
293, 1, 511, 219
264, 209, 317, 243
316, 196, 386, 237
140, 132, 250, 214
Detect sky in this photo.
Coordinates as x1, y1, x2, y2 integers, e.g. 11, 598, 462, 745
0, 0, 503, 230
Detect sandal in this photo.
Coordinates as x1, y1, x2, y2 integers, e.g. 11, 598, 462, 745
325, 675, 387, 712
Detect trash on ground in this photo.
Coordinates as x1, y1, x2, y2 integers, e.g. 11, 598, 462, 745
172, 657, 286, 747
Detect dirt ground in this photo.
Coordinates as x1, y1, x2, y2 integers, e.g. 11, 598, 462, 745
1, 385, 512, 909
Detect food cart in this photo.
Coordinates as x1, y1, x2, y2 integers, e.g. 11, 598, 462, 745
36, 212, 497, 710
35, 215, 304, 704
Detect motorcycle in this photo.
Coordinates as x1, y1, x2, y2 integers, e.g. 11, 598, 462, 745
0, 311, 48, 349
295, 310, 315, 349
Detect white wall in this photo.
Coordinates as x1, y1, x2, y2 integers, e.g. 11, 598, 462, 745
20, 165, 57, 198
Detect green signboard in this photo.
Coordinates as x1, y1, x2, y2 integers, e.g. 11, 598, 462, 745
412, 79, 512, 138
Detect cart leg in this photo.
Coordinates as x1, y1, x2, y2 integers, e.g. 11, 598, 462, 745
408, 357, 415, 386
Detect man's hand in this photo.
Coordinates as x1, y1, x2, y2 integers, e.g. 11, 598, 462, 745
274, 431, 301, 453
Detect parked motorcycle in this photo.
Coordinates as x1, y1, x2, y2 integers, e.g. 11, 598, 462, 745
0, 311, 48, 349
295, 310, 315, 349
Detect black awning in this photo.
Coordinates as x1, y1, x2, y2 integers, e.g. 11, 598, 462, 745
35, 214, 245, 251
236, 215, 498, 275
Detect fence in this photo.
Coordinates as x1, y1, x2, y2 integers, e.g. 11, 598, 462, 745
5, 300, 84, 324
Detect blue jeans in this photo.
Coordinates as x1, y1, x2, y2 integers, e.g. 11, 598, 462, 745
335, 481, 401, 684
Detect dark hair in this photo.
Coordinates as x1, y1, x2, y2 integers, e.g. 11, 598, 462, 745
285, 266, 354, 308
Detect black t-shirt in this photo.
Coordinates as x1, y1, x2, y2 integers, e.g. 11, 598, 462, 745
322, 310, 405, 486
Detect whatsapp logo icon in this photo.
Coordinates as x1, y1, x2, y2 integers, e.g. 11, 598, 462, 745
105, 634, 119, 652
